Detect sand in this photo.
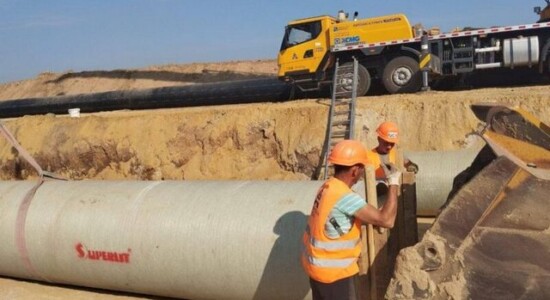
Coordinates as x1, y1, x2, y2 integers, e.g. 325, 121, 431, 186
0, 59, 548, 298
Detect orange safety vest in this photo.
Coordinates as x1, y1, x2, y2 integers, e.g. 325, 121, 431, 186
367, 147, 397, 180
302, 177, 362, 283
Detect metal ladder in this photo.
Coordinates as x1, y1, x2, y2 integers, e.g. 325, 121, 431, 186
318, 58, 359, 180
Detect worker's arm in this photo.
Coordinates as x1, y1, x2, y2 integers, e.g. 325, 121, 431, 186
354, 185, 398, 228
354, 164, 401, 228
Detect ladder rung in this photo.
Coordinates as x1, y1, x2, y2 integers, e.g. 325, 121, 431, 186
332, 120, 350, 126
331, 130, 349, 136
334, 100, 351, 105
335, 79, 352, 83
331, 135, 347, 139
336, 69, 353, 74
334, 111, 350, 116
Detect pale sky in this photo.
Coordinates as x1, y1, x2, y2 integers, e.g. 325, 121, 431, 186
0, 0, 545, 83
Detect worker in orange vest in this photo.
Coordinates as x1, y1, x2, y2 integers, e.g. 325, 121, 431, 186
368, 121, 418, 182
302, 140, 401, 300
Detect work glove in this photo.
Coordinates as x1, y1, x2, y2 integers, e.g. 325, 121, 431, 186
381, 163, 401, 186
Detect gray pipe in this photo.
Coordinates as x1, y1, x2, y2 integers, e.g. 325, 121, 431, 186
406, 146, 482, 216
0, 78, 298, 118
0, 180, 339, 300
0, 147, 483, 298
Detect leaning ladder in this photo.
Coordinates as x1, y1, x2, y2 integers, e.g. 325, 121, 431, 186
319, 58, 359, 180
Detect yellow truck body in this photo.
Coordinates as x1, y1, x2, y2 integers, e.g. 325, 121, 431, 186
277, 13, 413, 79
330, 14, 413, 48
278, 4, 550, 96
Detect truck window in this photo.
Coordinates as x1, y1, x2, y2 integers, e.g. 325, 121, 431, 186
280, 21, 322, 51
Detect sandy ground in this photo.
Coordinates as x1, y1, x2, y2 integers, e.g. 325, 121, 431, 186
0, 61, 548, 181
0, 277, 171, 300
0, 59, 548, 299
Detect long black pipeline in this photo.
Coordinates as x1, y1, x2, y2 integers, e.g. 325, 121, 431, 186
0, 78, 316, 118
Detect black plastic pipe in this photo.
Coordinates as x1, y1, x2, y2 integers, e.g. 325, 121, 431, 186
0, 78, 301, 118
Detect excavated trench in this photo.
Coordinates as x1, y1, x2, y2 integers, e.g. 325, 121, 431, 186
0, 60, 549, 299
1, 86, 548, 183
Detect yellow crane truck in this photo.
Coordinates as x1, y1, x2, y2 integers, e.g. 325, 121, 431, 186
278, 2, 550, 96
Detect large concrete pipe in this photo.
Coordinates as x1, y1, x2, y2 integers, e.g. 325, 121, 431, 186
0, 180, 343, 300
0, 148, 486, 298
405, 145, 482, 216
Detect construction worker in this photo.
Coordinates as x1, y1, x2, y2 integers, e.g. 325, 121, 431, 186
302, 139, 401, 300
368, 121, 418, 182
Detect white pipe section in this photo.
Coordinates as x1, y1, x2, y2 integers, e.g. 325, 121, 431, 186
474, 46, 501, 53
475, 62, 503, 69
405, 146, 481, 216
0, 180, 345, 300
0, 148, 485, 297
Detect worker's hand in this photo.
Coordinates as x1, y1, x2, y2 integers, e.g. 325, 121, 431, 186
406, 162, 419, 174
381, 163, 401, 186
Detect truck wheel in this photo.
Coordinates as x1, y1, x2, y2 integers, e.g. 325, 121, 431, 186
336, 62, 371, 96
382, 56, 422, 94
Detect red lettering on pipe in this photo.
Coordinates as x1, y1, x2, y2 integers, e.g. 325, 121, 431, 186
75, 243, 131, 264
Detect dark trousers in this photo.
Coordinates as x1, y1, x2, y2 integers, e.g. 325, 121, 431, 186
309, 275, 358, 300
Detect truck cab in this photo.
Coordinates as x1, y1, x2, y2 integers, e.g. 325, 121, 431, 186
277, 16, 335, 89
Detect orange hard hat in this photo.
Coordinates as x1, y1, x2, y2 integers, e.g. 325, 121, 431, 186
328, 140, 369, 166
376, 121, 399, 143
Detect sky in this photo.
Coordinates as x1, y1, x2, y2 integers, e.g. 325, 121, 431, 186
0, 0, 546, 83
